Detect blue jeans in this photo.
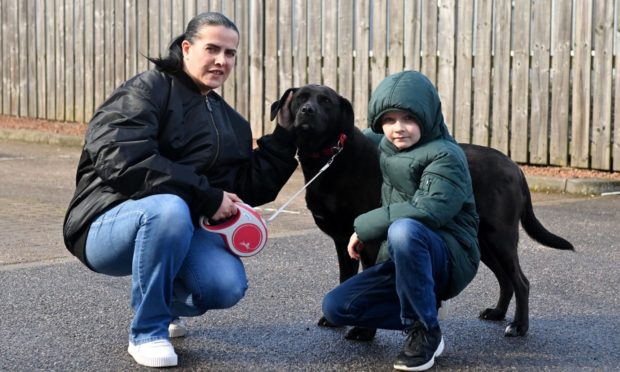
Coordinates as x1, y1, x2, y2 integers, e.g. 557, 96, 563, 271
322, 218, 450, 330
85, 194, 248, 344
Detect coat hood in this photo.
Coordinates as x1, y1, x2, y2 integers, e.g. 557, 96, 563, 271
368, 70, 455, 146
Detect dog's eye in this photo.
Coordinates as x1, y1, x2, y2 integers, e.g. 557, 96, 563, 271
320, 97, 332, 105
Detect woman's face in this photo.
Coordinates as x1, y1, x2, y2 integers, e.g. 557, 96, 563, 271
182, 25, 239, 95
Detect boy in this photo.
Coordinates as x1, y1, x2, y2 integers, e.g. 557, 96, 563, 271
322, 70, 480, 371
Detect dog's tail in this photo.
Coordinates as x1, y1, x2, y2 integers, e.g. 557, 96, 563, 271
519, 172, 575, 251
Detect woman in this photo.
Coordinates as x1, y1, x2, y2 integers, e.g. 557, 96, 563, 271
63, 12, 297, 368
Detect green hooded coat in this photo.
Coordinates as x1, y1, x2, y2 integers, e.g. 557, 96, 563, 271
354, 71, 480, 299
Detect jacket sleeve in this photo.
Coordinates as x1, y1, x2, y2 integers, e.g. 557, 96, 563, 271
354, 151, 470, 242
233, 125, 299, 206
84, 73, 223, 218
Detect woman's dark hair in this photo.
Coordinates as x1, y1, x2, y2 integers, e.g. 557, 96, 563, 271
148, 12, 239, 72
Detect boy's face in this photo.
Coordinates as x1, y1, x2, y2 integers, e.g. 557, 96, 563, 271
380, 110, 422, 150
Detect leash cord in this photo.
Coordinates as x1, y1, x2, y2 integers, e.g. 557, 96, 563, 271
266, 146, 343, 223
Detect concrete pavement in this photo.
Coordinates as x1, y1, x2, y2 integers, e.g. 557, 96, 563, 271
1, 138, 619, 371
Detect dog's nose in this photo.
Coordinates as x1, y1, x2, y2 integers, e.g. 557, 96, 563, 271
300, 104, 314, 115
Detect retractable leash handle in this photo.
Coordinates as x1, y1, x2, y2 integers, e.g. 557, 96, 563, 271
199, 203, 268, 257
200, 135, 346, 257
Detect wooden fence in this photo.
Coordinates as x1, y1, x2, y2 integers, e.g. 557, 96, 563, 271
1, 0, 619, 171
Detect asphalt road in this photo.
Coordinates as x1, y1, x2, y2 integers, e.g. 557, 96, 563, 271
1, 139, 619, 371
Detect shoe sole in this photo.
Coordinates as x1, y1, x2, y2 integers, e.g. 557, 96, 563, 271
169, 326, 188, 338
393, 337, 444, 371
128, 344, 178, 367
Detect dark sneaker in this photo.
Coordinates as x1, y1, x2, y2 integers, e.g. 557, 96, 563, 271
393, 322, 444, 371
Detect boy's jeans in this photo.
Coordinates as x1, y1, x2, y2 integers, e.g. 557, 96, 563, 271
322, 218, 450, 331
85, 194, 247, 345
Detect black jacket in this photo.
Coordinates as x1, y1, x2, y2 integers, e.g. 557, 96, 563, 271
63, 69, 298, 268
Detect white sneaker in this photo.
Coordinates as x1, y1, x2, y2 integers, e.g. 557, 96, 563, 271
168, 318, 188, 338
128, 339, 178, 367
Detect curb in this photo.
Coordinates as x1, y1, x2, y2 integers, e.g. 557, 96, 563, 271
1, 127, 619, 196
526, 175, 620, 196
0, 128, 84, 147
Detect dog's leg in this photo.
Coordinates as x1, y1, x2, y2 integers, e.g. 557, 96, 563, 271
503, 257, 530, 337
478, 237, 514, 322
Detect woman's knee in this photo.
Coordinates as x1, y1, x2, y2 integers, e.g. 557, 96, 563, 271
196, 272, 248, 310
144, 194, 193, 237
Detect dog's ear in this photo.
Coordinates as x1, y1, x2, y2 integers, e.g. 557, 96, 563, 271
339, 96, 355, 131
270, 88, 298, 121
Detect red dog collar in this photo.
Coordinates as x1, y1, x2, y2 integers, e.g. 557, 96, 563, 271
300, 133, 348, 159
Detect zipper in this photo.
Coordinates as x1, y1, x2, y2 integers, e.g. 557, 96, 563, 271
205, 96, 220, 171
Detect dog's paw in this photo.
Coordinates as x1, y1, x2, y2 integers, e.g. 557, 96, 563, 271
479, 308, 506, 321
345, 327, 377, 341
317, 316, 340, 328
504, 322, 528, 337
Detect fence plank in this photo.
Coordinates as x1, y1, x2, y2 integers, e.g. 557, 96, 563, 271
590, 0, 614, 170
472, 0, 492, 146
371, 0, 387, 91
338, 0, 354, 101
293, 0, 307, 87
104, 1, 114, 96
125, 0, 137, 79
27, 0, 39, 117
490, 0, 511, 154
160, 1, 172, 57
94, 1, 105, 112
55, 1, 66, 120
135, 0, 149, 74
84, 0, 94, 120
8, 0, 18, 116
529, 0, 551, 164
388, 0, 404, 74
0, 1, 3, 112
64, 0, 75, 121
437, 0, 454, 132
148, 0, 160, 68
264, 0, 278, 133
453, 0, 473, 142
279, 0, 293, 95
571, 0, 592, 168
234, 0, 249, 119
249, 0, 264, 136
550, 0, 571, 166
223, 0, 237, 105
74, 0, 85, 122
510, 0, 530, 163
46, 0, 56, 119
115, 0, 125, 88
307, 0, 321, 84
421, 0, 437, 82
404, 1, 421, 71
18, 1, 28, 117
323, 0, 338, 89
615, 1, 620, 171
354, 0, 370, 129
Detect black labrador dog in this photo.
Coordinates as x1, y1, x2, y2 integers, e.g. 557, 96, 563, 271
271, 85, 574, 340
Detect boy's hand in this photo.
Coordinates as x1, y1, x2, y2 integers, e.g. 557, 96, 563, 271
347, 232, 364, 260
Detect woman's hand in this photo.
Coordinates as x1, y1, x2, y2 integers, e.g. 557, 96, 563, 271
211, 191, 242, 222
277, 91, 294, 131
347, 232, 364, 260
